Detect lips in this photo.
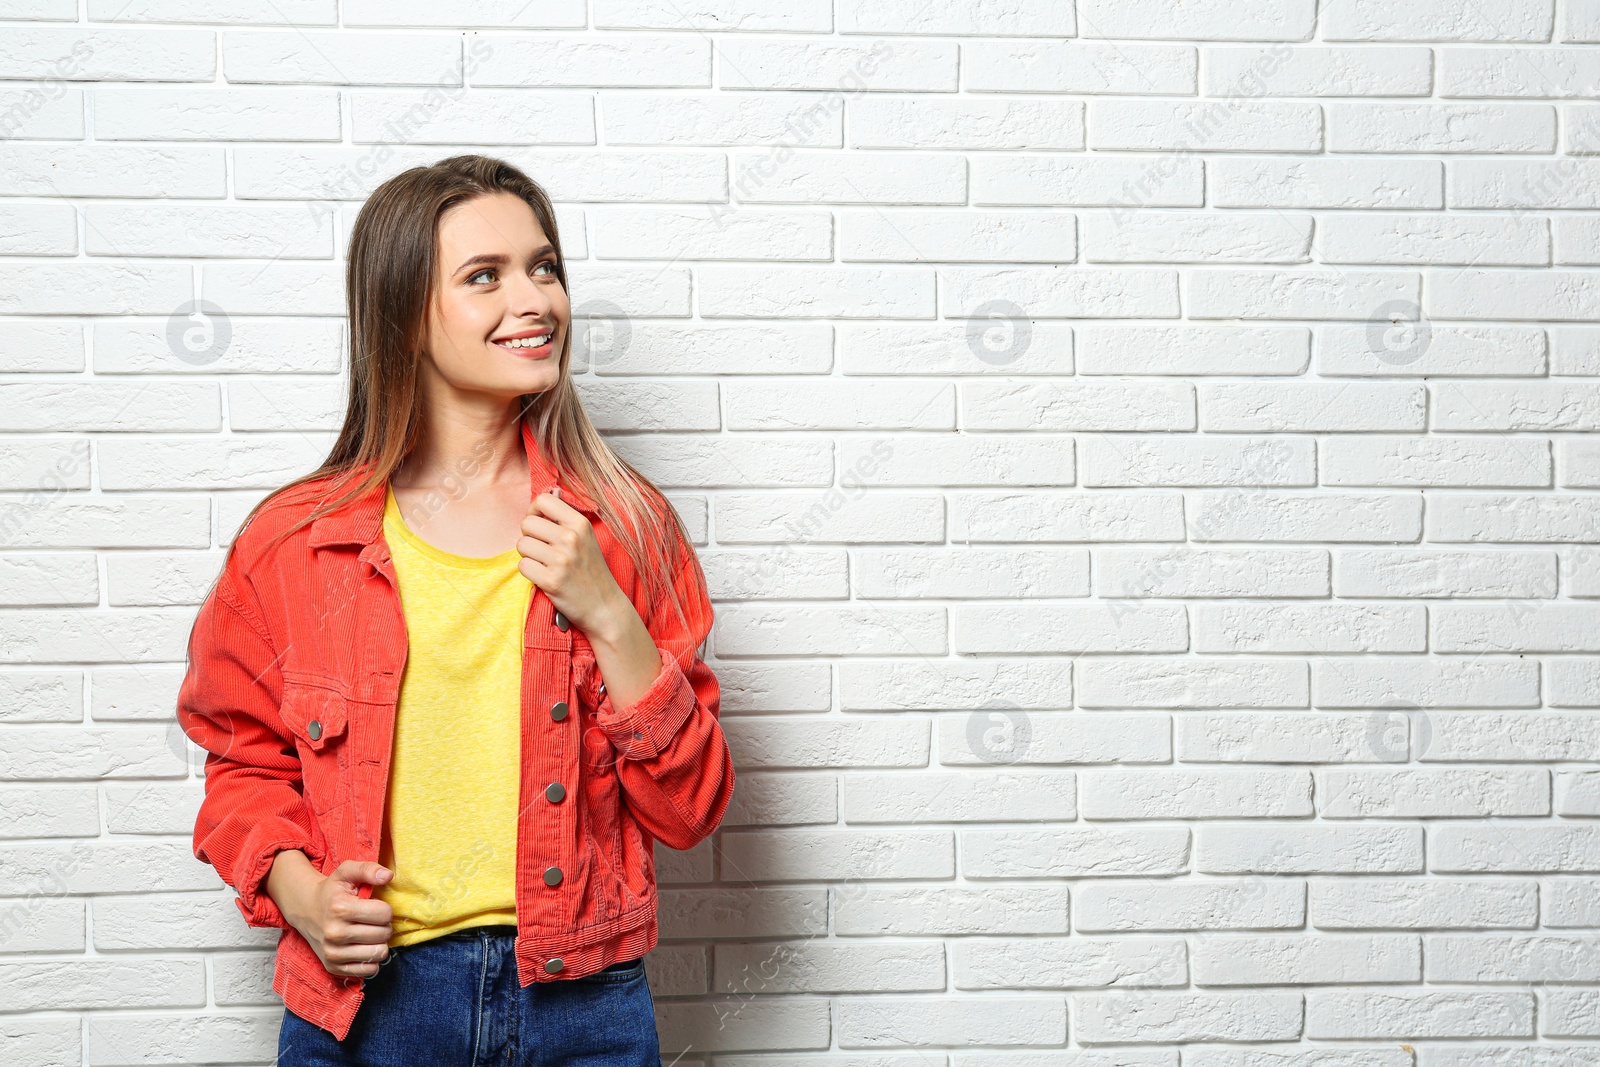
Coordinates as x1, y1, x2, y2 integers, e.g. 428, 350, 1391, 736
492, 331, 554, 355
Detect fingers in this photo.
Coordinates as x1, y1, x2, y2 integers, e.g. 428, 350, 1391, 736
320, 913, 394, 976
518, 518, 580, 573
521, 512, 583, 548
526, 486, 558, 515
528, 486, 587, 526
318, 862, 394, 976
329, 916, 393, 945
331, 859, 393, 887
517, 525, 562, 561
324, 939, 389, 977
339, 896, 396, 929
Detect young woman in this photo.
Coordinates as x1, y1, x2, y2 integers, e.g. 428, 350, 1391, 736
176, 155, 735, 1065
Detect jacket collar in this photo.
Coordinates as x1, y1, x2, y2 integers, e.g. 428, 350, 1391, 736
307, 418, 597, 550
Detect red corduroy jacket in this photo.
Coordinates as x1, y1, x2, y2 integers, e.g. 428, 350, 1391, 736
175, 419, 734, 1040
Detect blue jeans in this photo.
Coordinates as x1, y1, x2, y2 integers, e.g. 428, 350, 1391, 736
277, 925, 661, 1066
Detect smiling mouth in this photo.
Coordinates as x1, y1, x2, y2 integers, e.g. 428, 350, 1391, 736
491, 331, 555, 354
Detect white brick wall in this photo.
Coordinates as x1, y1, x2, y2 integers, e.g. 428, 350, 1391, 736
0, 1, 1597, 1064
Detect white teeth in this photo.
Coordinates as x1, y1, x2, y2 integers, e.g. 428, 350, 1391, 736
496, 334, 551, 349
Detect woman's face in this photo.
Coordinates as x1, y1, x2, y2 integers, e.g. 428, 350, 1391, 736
421, 191, 568, 402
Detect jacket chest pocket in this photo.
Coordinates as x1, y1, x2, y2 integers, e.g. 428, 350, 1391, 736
278, 681, 351, 816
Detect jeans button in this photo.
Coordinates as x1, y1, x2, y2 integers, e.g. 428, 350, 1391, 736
308, 720, 322, 741
544, 865, 563, 886
550, 701, 568, 721
554, 611, 569, 631
544, 957, 564, 973
545, 782, 565, 803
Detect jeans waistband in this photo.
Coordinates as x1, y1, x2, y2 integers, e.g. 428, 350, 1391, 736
439, 924, 519, 941
382, 927, 643, 981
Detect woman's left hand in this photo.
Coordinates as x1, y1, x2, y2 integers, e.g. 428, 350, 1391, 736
518, 485, 667, 717
517, 486, 629, 639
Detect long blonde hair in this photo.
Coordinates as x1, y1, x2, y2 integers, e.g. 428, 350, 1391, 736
227, 154, 703, 633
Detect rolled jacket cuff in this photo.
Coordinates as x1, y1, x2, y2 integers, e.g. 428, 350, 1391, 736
234, 831, 327, 929
594, 645, 697, 761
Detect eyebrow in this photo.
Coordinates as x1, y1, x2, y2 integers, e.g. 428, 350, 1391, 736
453, 244, 555, 277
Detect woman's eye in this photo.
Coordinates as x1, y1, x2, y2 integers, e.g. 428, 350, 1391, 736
468, 261, 556, 285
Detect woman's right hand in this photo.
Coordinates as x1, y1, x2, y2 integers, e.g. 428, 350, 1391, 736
268, 852, 395, 978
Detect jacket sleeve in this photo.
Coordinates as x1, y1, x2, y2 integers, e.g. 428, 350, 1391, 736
176, 563, 326, 929
589, 546, 735, 851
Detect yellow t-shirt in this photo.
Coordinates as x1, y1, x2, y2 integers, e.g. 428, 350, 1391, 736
374, 484, 532, 948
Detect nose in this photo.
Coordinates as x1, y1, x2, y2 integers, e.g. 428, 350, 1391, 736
504, 270, 559, 320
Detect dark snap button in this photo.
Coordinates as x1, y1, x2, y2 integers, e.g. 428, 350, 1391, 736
544, 958, 564, 973
632, 730, 643, 740
554, 611, 569, 631
550, 701, 569, 721
308, 720, 322, 741
545, 782, 565, 803
543, 866, 563, 886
